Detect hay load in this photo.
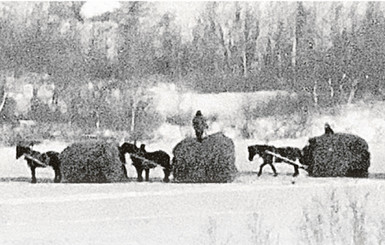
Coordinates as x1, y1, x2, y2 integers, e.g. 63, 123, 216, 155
172, 132, 237, 183
60, 141, 126, 183
302, 133, 370, 177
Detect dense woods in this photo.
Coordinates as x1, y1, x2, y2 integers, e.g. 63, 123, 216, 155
0, 1, 384, 140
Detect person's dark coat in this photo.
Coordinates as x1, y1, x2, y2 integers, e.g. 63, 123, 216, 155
192, 110, 208, 142
324, 123, 334, 135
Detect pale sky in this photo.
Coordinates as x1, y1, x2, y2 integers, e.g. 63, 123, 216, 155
80, 0, 121, 19
81, 1, 203, 20
80, 1, 203, 41
81, 1, 203, 23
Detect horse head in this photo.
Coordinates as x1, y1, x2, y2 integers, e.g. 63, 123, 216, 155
120, 142, 139, 154
16, 145, 31, 160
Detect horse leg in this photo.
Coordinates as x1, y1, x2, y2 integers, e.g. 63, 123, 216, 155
122, 165, 128, 179
264, 155, 277, 176
293, 165, 299, 177
135, 166, 143, 182
30, 166, 37, 183
145, 169, 150, 181
53, 167, 61, 183
269, 164, 278, 176
257, 163, 268, 176
163, 168, 170, 183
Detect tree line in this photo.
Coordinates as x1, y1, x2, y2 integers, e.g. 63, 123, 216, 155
0, 1, 384, 133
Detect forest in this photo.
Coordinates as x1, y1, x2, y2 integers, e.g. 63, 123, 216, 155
2, 3, 385, 244
0, 1, 384, 142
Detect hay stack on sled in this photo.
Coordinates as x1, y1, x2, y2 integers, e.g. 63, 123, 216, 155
302, 133, 370, 177
60, 141, 126, 183
172, 132, 237, 183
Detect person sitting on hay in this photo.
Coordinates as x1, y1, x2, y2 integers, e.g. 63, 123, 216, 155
140, 144, 146, 154
324, 123, 334, 135
192, 110, 208, 142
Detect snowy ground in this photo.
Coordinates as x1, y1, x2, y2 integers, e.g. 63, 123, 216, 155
2, 138, 385, 245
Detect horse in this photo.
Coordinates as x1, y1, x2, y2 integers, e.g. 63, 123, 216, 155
119, 142, 171, 182
119, 142, 141, 179
248, 144, 303, 177
16, 144, 61, 183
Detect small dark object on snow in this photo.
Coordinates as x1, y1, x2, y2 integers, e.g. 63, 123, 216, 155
302, 133, 370, 177
172, 132, 237, 183
60, 141, 126, 183
119, 142, 171, 182
16, 144, 61, 183
248, 144, 303, 177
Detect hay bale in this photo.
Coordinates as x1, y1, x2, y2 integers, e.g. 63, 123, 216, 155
172, 132, 237, 183
303, 133, 370, 177
60, 141, 126, 183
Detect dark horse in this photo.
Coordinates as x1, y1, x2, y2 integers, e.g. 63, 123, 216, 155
248, 144, 303, 177
119, 142, 172, 182
16, 144, 61, 183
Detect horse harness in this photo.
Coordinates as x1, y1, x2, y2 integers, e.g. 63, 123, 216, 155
23, 154, 48, 168
129, 153, 158, 169
264, 150, 308, 170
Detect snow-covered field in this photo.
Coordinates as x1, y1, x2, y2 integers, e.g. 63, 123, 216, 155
2, 136, 385, 245
3, 96, 385, 244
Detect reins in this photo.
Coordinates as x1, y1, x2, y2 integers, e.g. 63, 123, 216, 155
23, 154, 48, 167
129, 153, 158, 169
264, 150, 308, 170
